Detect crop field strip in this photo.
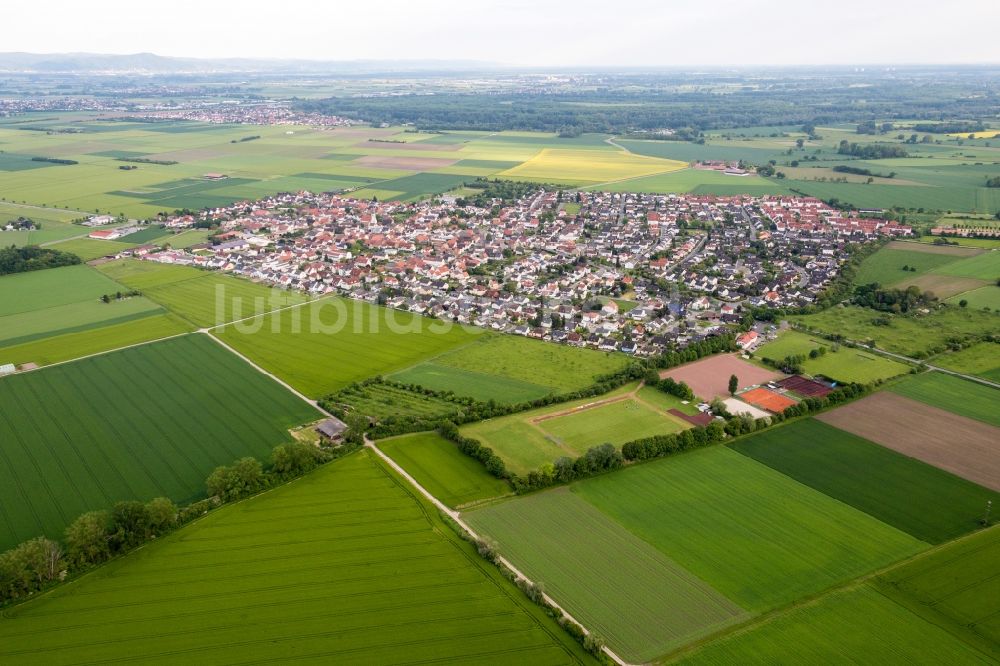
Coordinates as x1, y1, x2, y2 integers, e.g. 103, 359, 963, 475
0, 334, 319, 549
889, 372, 1000, 427
465, 488, 748, 662
214, 298, 481, 397
377, 432, 512, 508
817, 390, 1000, 492
572, 446, 927, 612
730, 419, 998, 544
0, 451, 589, 665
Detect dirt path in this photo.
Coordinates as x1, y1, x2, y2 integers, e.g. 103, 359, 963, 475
530, 383, 643, 424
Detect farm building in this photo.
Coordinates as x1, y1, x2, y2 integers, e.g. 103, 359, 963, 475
0, 363, 16, 376
316, 417, 348, 442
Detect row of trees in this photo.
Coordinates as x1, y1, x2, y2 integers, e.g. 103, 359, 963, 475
836, 141, 909, 159
0, 441, 351, 606
852, 283, 936, 313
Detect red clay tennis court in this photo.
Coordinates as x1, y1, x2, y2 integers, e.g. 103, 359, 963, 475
739, 387, 798, 413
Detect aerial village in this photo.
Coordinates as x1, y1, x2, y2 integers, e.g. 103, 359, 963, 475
106, 189, 913, 356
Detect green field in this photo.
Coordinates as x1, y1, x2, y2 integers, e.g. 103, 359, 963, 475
947, 285, 1000, 310
0, 450, 591, 665
377, 432, 511, 508
0, 264, 164, 347
676, 586, 992, 665
215, 299, 481, 397
876, 526, 1000, 659
932, 342, 1000, 382
573, 447, 926, 611
0, 312, 193, 367
330, 382, 465, 422
730, 419, 998, 544
0, 334, 319, 550
756, 330, 911, 383
935, 251, 1000, 280
45, 237, 137, 260
392, 334, 630, 403
789, 305, 1000, 357
0, 201, 85, 246
459, 384, 675, 475
466, 488, 748, 662
853, 247, 964, 286
96, 259, 311, 327
889, 372, 1000, 427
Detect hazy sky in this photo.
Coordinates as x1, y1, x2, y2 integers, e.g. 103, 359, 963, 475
7, 0, 999, 66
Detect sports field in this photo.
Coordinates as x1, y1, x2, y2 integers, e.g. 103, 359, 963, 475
755, 330, 911, 383
876, 526, 1000, 659
676, 586, 992, 665
0, 264, 165, 348
730, 419, 997, 544
465, 488, 748, 662
932, 342, 1000, 382
573, 447, 926, 611
377, 432, 511, 508
392, 334, 629, 404
459, 384, 683, 475
0, 451, 591, 665
0, 334, 319, 550
889, 372, 1000, 427
215, 299, 481, 397
817, 391, 1000, 492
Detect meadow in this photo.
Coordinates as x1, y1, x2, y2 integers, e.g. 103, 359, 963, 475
330, 382, 464, 423
214, 298, 480, 397
390, 333, 629, 404
0, 334, 319, 550
96, 259, 312, 327
931, 341, 1000, 382
465, 488, 748, 662
573, 447, 926, 612
755, 330, 911, 383
889, 372, 1000, 427
675, 586, 991, 665
789, 305, 999, 357
0, 264, 165, 347
377, 432, 511, 508
852, 246, 967, 287
946, 285, 1000, 309
0, 201, 84, 246
876, 526, 1000, 659
0, 450, 591, 665
730, 419, 997, 544
43, 237, 137, 260
459, 384, 682, 475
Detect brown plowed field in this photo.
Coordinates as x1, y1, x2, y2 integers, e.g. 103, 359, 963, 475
660, 354, 784, 400
817, 392, 1000, 491
897, 273, 988, 299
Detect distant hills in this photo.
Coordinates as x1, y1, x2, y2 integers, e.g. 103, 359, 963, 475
0, 51, 499, 74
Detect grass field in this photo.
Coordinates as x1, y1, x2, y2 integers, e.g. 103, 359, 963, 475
756, 330, 911, 383
789, 305, 1000, 357
889, 372, 1000, 427
876, 526, 1000, 660
96, 259, 311, 327
730, 419, 997, 544
46, 237, 137, 260
947, 285, 1000, 309
0, 201, 84, 246
932, 342, 1000, 382
0, 312, 193, 367
0, 334, 319, 550
853, 247, 965, 287
466, 488, 748, 662
573, 447, 926, 612
377, 432, 511, 508
675, 585, 992, 665
391, 334, 629, 403
0, 450, 591, 665
329, 382, 464, 421
934, 251, 1000, 280
0, 264, 165, 347
215, 299, 480, 397
459, 384, 680, 475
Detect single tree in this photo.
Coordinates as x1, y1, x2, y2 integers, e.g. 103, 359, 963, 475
728, 374, 739, 395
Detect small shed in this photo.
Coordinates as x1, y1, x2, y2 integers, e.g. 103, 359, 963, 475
0, 363, 16, 376
316, 417, 348, 442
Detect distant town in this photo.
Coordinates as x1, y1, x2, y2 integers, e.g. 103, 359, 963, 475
99, 189, 912, 355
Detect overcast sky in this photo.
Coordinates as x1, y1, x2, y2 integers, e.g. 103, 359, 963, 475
7, 0, 999, 66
